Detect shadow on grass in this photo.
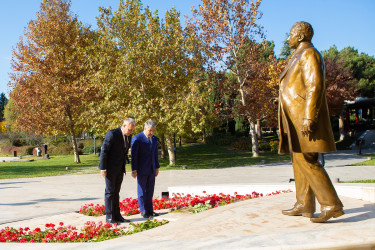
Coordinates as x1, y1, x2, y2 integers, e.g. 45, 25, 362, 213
160, 144, 291, 170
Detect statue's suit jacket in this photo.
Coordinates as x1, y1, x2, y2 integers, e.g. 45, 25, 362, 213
278, 42, 336, 153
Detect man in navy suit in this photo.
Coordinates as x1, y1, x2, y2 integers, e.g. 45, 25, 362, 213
131, 120, 160, 218
99, 118, 136, 224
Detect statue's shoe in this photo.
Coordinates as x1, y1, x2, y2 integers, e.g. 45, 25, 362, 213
282, 204, 314, 218
310, 208, 344, 223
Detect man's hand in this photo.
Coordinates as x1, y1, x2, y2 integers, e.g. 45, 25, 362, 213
131, 170, 137, 179
155, 168, 159, 177
100, 170, 107, 177
301, 119, 316, 137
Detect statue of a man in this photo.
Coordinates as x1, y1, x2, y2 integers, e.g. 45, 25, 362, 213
278, 21, 343, 223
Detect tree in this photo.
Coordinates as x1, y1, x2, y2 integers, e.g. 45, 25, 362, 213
96, 0, 209, 165
266, 57, 287, 127
337, 46, 375, 98
3, 98, 17, 132
0, 93, 8, 122
8, 0, 100, 163
188, 0, 270, 157
322, 46, 357, 140
279, 33, 292, 59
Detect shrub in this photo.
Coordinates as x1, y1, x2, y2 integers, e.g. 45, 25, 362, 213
258, 140, 271, 152
82, 145, 101, 154
12, 138, 27, 147
206, 134, 236, 146
231, 137, 251, 151
269, 140, 279, 152
49, 145, 73, 155
78, 142, 84, 149
26, 147, 34, 155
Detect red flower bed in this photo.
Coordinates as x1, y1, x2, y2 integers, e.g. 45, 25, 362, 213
80, 190, 291, 217
0, 220, 168, 243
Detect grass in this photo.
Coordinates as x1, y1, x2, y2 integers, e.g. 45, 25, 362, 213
0, 144, 292, 179
0, 154, 101, 179
340, 154, 375, 183
344, 180, 375, 183
158, 144, 291, 170
352, 154, 375, 166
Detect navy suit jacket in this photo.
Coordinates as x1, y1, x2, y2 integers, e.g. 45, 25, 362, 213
131, 132, 160, 175
99, 127, 131, 175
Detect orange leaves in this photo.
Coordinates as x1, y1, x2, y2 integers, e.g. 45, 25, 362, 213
9, 0, 100, 136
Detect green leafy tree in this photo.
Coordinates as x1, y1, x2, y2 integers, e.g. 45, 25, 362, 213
338, 46, 375, 97
8, 0, 100, 163
96, 0, 210, 165
279, 33, 292, 59
0, 93, 8, 122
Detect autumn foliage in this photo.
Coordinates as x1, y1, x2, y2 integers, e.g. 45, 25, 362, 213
9, 0, 100, 162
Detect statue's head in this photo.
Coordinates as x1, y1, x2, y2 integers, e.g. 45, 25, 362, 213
288, 21, 314, 49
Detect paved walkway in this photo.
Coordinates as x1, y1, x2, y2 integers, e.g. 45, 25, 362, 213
0, 150, 375, 249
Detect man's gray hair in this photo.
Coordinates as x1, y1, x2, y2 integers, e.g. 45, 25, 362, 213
144, 119, 156, 128
123, 118, 136, 126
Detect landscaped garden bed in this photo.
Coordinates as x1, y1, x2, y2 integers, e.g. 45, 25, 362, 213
1, 190, 291, 243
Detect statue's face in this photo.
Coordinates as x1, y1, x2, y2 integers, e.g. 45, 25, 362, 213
287, 26, 300, 50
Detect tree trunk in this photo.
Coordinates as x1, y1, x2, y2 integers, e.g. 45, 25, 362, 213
202, 129, 207, 143
66, 105, 80, 163
160, 133, 166, 159
256, 119, 262, 140
249, 119, 259, 157
179, 136, 182, 147
166, 135, 176, 165
339, 111, 345, 141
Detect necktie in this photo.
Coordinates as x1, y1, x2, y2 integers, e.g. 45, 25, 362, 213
124, 135, 128, 149
148, 137, 152, 149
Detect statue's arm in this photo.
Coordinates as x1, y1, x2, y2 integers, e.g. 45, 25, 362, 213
301, 48, 324, 135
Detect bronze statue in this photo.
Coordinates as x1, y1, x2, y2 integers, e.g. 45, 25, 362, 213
278, 21, 344, 223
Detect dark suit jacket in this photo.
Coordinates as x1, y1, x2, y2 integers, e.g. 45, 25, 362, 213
131, 132, 160, 175
99, 127, 131, 175
278, 42, 336, 154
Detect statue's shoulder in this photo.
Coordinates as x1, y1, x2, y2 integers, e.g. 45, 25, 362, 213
302, 45, 319, 56
301, 46, 322, 63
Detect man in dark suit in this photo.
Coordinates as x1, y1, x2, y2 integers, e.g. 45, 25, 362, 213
131, 120, 160, 218
278, 22, 343, 223
99, 118, 136, 224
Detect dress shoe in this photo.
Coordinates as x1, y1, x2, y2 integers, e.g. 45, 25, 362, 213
106, 219, 119, 225
116, 216, 130, 223
282, 204, 314, 218
310, 208, 344, 223
141, 212, 151, 219
149, 211, 160, 217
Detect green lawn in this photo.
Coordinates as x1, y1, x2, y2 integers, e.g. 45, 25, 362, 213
344, 180, 375, 183
352, 154, 375, 166
343, 154, 375, 183
159, 144, 291, 170
0, 144, 292, 179
0, 154, 101, 179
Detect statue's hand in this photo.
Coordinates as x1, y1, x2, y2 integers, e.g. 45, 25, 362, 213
301, 119, 316, 137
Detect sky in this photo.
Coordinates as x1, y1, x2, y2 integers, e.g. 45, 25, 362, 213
1, 0, 374, 95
